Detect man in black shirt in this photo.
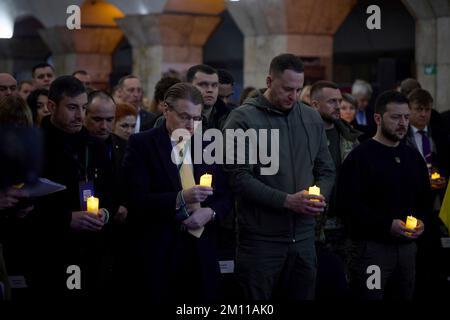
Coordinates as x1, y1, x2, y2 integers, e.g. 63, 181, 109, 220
337, 90, 432, 300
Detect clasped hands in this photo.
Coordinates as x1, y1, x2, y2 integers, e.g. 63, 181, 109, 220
181, 186, 214, 229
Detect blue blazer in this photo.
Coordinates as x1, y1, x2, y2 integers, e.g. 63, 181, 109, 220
122, 122, 233, 300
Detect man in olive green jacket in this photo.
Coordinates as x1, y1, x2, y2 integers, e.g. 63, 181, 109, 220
223, 54, 335, 300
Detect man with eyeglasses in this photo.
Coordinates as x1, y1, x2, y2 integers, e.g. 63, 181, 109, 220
0, 73, 17, 100
31, 63, 55, 90
117, 75, 156, 134
122, 82, 232, 301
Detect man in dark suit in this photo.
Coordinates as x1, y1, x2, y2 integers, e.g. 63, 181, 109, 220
84, 90, 128, 222
403, 88, 450, 300
122, 83, 233, 301
117, 75, 156, 133
351, 79, 376, 141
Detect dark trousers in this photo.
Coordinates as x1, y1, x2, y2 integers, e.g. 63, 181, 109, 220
236, 236, 317, 300
349, 240, 417, 300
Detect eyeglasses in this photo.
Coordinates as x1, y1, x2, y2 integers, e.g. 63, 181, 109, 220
167, 105, 202, 123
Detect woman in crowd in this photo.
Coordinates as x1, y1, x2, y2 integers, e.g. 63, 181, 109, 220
339, 92, 358, 125
113, 102, 137, 140
26, 89, 50, 127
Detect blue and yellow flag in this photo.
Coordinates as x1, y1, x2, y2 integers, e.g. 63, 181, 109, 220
439, 182, 450, 232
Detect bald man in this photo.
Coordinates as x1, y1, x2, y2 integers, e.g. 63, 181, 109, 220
0, 73, 17, 100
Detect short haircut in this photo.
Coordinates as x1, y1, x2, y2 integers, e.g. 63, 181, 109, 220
186, 64, 217, 83
342, 93, 358, 109
153, 77, 181, 103
239, 86, 256, 105
18, 80, 33, 90
48, 75, 86, 105
27, 88, 49, 123
269, 53, 304, 76
115, 102, 138, 121
164, 82, 203, 107
407, 88, 433, 107
32, 63, 54, 77
217, 69, 234, 85
72, 70, 89, 77
0, 95, 33, 127
310, 80, 339, 100
86, 90, 115, 113
351, 79, 372, 98
117, 75, 139, 88
400, 78, 421, 97
374, 90, 409, 116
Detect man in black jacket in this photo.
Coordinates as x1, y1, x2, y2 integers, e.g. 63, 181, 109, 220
30, 76, 112, 299
187, 64, 232, 131
337, 91, 432, 300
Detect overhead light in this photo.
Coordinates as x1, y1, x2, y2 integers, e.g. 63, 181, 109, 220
0, 6, 13, 38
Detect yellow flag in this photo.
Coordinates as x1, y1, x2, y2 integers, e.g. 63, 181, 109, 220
439, 182, 450, 232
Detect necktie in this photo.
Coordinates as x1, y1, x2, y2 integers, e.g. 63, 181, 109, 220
177, 142, 203, 238
418, 130, 432, 172
357, 110, 367, 126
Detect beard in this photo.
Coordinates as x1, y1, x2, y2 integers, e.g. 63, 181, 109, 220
320, 111, 338, 124
381, 123, 406, 142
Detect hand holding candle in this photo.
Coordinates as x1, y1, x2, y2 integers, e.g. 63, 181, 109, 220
430, 171, 446, 190
199, 173, 212, 187
308, 185, 321, 202
431, 172, 440, 180
405, 215, 417, 236
87, 196, 99, 214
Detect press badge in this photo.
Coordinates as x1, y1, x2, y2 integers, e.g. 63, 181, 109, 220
79, 180, 94, 211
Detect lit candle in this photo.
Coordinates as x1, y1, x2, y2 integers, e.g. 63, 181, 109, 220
431, 172, 440, 180
13, 183, 24, 189
87, 196, 99, 214
405, 215, 417, 230
200, 174, 212, 187
308, 185, 321, 202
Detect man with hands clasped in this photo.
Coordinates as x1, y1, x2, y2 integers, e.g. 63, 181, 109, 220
337, 91, 431, 301
30, 76, 115, 299
123, 83, 232, 301
223, 54, 335, 300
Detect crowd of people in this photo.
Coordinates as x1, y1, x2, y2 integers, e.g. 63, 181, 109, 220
0, 53, 449, 302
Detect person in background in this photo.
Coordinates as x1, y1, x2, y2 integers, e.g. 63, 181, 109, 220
72, 70, 93, 91
0, 73, 17, 100
113, 102, 138, 141
0, 95, 33, 127
17, 80, 34, 101
117, 75, 156, 133
26, 89, 50, 127
149, 77, 181, 116
351, 79, 376, 141
218, 69, 237, 108
31, 63, 55, 90
239, 86, 256, 106
299, 85, 312, 106
339, 93, 358, 125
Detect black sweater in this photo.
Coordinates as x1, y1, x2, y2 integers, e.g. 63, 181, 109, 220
337, 139, 432, 242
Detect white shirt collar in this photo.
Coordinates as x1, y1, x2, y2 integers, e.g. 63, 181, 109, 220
411, 125, 428, 135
